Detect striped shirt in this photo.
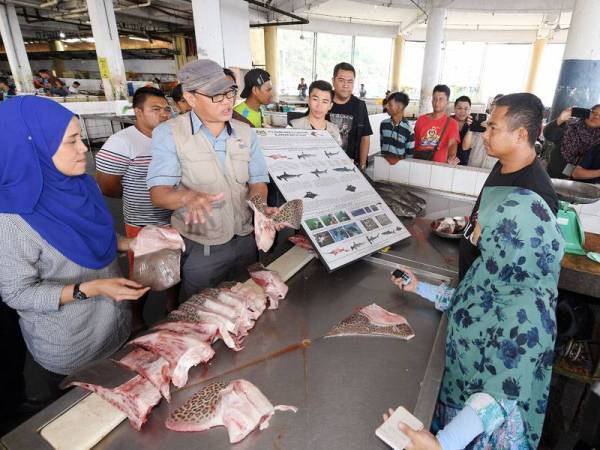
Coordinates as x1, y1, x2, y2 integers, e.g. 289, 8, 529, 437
0, 214, 131, 375
380, 117, 415, 156
96, 126, 171, 226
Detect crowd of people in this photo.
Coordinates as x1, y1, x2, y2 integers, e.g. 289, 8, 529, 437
0, 53, 598, 449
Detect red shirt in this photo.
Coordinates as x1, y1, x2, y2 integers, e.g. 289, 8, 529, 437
414, 113, 460, 162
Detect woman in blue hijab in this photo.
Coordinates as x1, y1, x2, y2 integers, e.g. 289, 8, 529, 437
0, 96, 148, 408
387, 187, 565, 450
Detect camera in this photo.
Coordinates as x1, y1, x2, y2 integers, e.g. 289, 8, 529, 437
572, 107, 591, 119
469, 113, 487, 133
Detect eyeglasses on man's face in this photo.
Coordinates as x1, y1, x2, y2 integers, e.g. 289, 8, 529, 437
193, 88, 238, 103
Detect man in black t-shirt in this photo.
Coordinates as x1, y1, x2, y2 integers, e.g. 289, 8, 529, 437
459, 93, 558, 280
328, 62, 373, 169
572, 143, 600, 184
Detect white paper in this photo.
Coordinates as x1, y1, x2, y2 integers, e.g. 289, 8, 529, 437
256, 128, 411, 271
375, 406, 424, 450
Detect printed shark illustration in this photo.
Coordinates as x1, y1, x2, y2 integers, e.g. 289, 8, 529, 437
276, 172, 303, 182
297, 152, 316, 159
266, 154, 292, 160
333, 167, 356, 173
346, 184, 357, 192
328, 247, 349, 256
382, 230, 394, 236
304, 191, 318, 199
325, 151, 340, 159
367, 234, 380, 245
310, 168, 328, 177
350, 241, 365, 251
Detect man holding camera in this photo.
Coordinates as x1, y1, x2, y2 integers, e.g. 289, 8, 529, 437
451, 95, 474, 165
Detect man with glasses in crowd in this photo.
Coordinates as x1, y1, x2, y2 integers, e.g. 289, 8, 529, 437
329, 62, 372, 171
96, 86, 174, 330
147, 59, 277, 301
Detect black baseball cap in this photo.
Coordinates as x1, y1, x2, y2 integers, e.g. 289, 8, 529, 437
240, 69, 270, 99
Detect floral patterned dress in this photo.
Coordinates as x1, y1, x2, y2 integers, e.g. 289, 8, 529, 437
429, 187, 565, 449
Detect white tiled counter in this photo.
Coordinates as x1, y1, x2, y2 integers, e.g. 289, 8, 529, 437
372, 155, 600, 234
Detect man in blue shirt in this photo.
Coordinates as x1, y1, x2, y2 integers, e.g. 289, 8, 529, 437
147, 59, 278, 300
379, 91, 415, 157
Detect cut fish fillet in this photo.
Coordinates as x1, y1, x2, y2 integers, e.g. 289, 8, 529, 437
247, 196, 304, 252
69, 375, 162, 431
165, 379, 297, 443
325, 303, 415, 340
112, 348, 172, 401
130, 329, 215, 388
247, 263, 288, 309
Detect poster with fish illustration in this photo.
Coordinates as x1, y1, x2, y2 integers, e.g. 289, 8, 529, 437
256, 128, 411, 271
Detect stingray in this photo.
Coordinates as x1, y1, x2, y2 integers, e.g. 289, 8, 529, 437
165, 379, 297, 443
247, 196, 304, 252
325, 303, 415, 340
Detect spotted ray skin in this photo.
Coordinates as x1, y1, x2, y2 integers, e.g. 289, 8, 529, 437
168, 381, 227, 426
325, 310, 414, 340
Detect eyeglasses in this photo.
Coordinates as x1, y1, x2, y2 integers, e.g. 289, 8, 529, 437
193, 88, 237, 103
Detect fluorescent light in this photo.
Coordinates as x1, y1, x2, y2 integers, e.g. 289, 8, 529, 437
129, 36, 149, 42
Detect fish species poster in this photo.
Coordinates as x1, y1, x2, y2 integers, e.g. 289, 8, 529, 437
256, 128, 411, 271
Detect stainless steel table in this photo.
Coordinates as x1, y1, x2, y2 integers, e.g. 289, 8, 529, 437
2, 186, 472, 450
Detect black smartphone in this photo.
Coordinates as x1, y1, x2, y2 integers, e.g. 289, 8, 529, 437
572, 107, 591, 119
470, 113, 487, 133
391, 269, 412, 285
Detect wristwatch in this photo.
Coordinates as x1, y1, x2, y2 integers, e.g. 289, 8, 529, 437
73, 283, 89, 301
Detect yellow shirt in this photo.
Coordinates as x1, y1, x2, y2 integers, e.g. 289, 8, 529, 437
234, 102, 262, 128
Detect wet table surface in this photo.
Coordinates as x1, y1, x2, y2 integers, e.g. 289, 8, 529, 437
2, 187, 476, 450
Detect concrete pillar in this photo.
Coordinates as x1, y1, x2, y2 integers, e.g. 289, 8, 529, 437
390, 34, 405, 92
86, 0, 128, 101
191, 0, 224, 66
52, 59, 65, 78
418, 7, 446, 115
550, 0, 600, 119
525, 38, 546, 93
0, 2, 34, 93
264, 27, 278, 96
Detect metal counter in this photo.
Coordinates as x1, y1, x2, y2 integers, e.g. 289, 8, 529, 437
2, 254, 451, 450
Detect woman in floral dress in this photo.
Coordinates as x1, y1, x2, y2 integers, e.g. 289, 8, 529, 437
388, 186, 565, 450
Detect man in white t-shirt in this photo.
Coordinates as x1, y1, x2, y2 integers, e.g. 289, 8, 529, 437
95, 86, 173, 331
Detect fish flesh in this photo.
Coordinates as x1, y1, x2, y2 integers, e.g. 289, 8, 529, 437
333, 166, 356, 173
247, 198, 276, 252
112, 348, 172, 401
304, 191, 318, 199
130, 329, 215, 388
276, 171, 302, 182
310, 168, 327, 177
230, 282, 268, 318
325, 303, 415, 340
325, 151, 339, 158
346, 184, 357, 192
248, 263, 288, 309
129, 225, 185, 257
165, 379, 297, 444
69, 376, 162, 431
247, 196, 304, 252
297, 152, 315, 159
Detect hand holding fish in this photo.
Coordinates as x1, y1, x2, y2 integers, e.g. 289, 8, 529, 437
182, 191, 225, 225
263, 206, 286, 231
447, 156, 460, 166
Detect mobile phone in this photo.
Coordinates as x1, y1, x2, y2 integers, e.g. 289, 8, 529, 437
572, 107, 591, 119
392, 269, 412, 285
469, 113, 487, 133
375, 406, 424, 450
